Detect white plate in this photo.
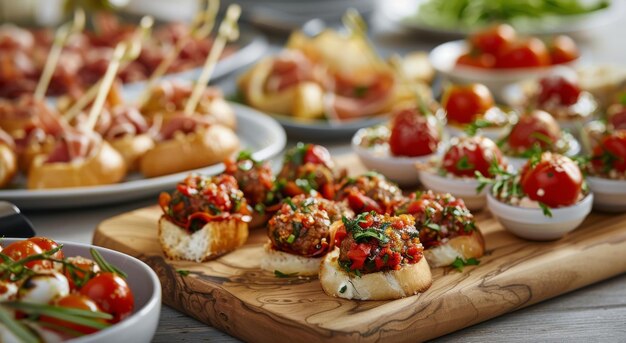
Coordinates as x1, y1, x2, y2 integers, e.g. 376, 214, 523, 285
0, 103, 286, 209
1, 238, 161, 343
382, 0, 622, 38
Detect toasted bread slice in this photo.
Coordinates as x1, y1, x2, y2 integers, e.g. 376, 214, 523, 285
260, 242, 322, 276
319, 248, 432, 300
424, 230, 485, 268
158, 217, 248, 262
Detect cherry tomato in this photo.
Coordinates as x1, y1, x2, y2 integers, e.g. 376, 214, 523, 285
442, 136, 505, 177
537, 75, 581, 107
2, 241, 52, 269
496, 38, 550, 68
591, 130, 626, 173
507, 110, 561, 151
304, 144, 332, 167
456, 52, 495, 68
64, 256, 99, 291
346, 190, 383, 214
40, 294, 105, 334
549, 35, 579, 65
346, 243, 370, 270
389, 107, 441, 157
469, 24, 516, 55
520, 152, 583, 207
607, 105, 626, 130
80, 272, 134, 323
442, 83, 495, 125
27, 237, 63, 260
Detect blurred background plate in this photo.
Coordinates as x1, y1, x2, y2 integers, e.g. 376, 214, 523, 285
382, 0, 622, 39
270, 113, 387, 140
0, 104, 286, 209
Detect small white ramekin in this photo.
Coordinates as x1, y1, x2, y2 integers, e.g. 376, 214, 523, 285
587, 176, 626, 212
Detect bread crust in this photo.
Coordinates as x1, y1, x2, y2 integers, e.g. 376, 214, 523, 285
109, 133, 154, 171
424, 230, 486, 268
260, 242, 323, 276
140, 124, 239, 178
319, 248, 432, 300
27, 140, 127, 189
0, 145, 17, 188
158, 216, 248, 262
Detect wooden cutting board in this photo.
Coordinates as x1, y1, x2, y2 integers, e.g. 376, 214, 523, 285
93, 154, 626, 342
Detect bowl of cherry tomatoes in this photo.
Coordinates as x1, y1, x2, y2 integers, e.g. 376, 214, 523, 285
351, 104, 444, 186
430, 24, 580, 101
0, 237, 161, 343
480, 152, 592, 240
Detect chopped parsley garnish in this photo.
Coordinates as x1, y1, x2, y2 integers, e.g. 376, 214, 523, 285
451, 257, 480, 271
455, 156, 475, 171
254, 203, 265, 214
339, 285, 347, 293
177, 270, 190, 276
286, 234, 296, 244
342, 212, 390, 244
464, 118, 492, 136
207, 203, 222, 215
284, 198, 297, 211
425, 223, 441, 231
354, 85, 368, 98
285, 142, 308, 166
274, 270, 298, 278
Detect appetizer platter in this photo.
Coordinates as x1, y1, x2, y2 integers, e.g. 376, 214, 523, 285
0, 6, 286, 209
94, 147, 626, 342
0, 11, 268, 99
235, 10, 435, 138
0, 237, 160, 343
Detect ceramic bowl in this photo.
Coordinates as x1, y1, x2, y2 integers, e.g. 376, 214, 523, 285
352, 128, 436, 186
429, 40, 578, 102
587, 176, 626, 212
2, 238, 162, 343
418, 170, 486, 210
486, 192, 593, 240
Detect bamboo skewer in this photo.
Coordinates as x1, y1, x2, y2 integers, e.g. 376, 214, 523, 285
33, 9, 85, 101
137, 0, 220, 108
184, 4, 241, 116
84, 16, 154, 132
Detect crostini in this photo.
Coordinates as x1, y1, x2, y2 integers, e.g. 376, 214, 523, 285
261, 195, 353, 276
395, 191, 485, 267
158, 174, 251, 262
320, 212, 432, 300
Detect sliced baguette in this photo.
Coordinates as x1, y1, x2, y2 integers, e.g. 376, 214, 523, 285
424, 230, 485, 268
319, 248, 432, 300
260, 242, 323, 276
158, 216, 248, 262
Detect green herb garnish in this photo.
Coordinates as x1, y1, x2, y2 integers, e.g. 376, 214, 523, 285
177, 269, 190, 276
455, 156, 475, 171
451, 257, 480, 272
538, 202, 553, 218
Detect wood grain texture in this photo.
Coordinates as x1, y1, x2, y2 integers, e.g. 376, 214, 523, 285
93, 154, 626, 342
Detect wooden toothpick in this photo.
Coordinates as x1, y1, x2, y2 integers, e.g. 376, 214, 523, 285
137, 0, 220, 107
34, 9, 85, 101
84, 16, 154, 132
184, 4, 241, 116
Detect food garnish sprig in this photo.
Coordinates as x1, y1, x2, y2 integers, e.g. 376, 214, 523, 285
34, 9, 86, 101
184, 4, 241, 116
137, 0, 220, 107
475, 154, 554, 217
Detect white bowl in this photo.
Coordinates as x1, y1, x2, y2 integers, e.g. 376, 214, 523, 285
587, 176, 626, 212
2, 238, 162, 343
486, 192, 593, 240
351, 128, 435, 186
429, 40, 578, 102
418, 170, 486, 210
